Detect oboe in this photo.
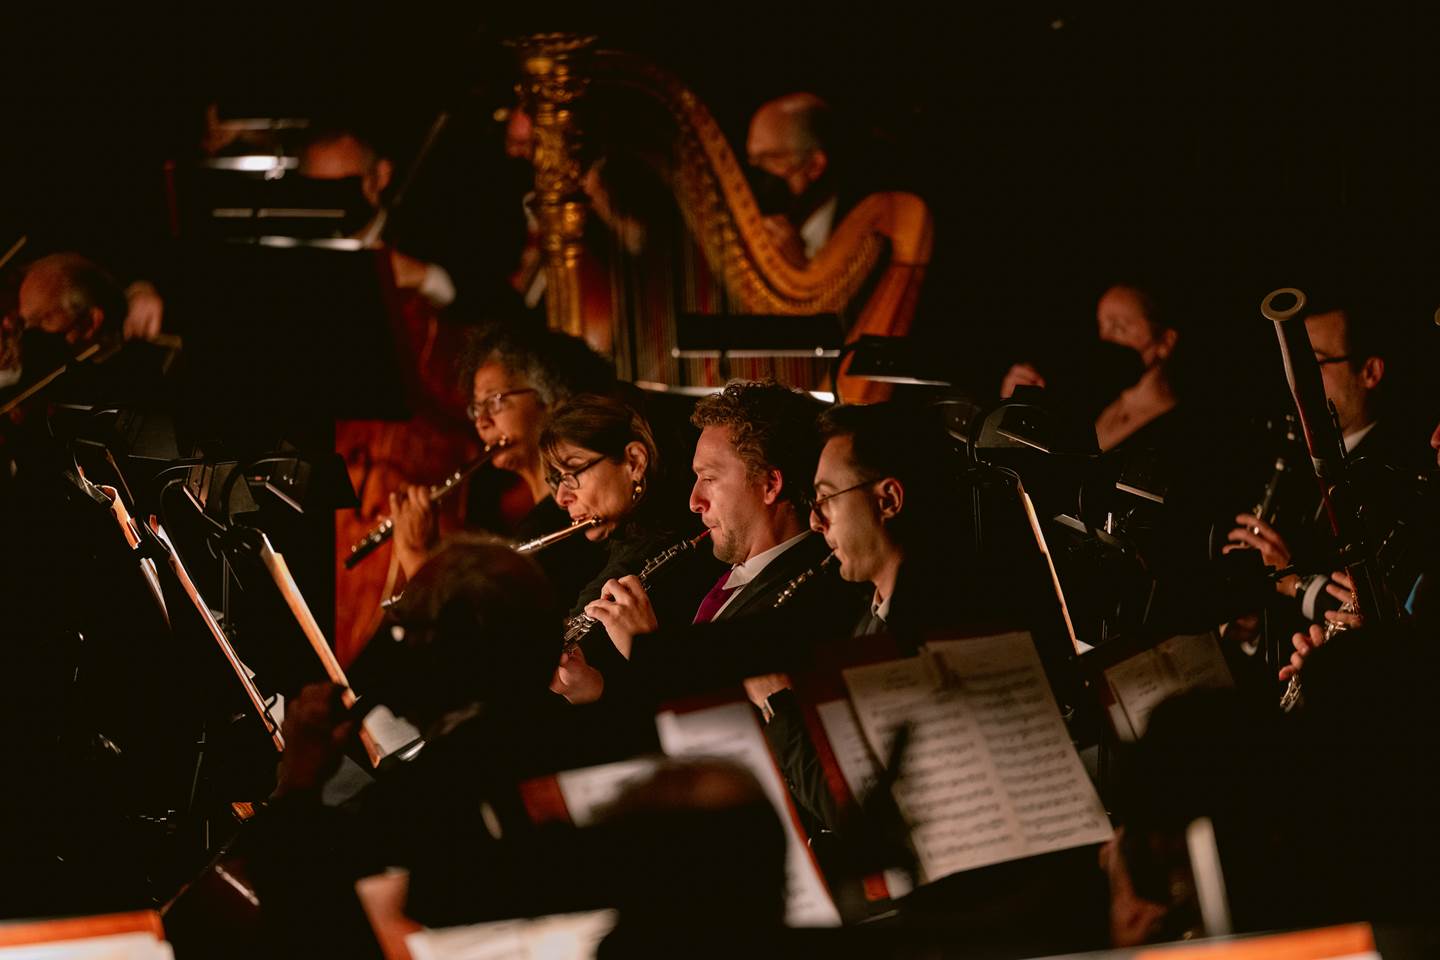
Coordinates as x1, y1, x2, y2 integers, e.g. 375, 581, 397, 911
345, 437, 511, 569
773, 551, 837, 608
561, 529, 710, 652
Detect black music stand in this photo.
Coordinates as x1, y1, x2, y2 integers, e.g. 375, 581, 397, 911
173, 242, 399, 658
842, 335, 953, 387
176, 164, 373, 245
673, 313, 844, 384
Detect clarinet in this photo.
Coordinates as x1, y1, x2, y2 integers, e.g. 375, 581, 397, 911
772, 551, 837, 608
562, 529, 711, 652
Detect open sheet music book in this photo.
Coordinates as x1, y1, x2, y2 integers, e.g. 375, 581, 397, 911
821, 630, 1113, 884
1099, 631, 1232, 742
530, 631, 1109, 924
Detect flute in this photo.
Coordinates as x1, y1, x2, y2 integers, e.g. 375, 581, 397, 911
345, 436, 511, 569
514, 515, 603, 553
379, 514, 603, 612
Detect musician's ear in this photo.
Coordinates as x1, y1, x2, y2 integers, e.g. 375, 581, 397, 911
760, 467, 784, 505
1359, 355, 1384, 389
623, 441, 648, 480
366, 157, 395, 206
73, 306, 105, 344
804, 147, 828, 184
875, 477, 903, 521
1157, 327, 1178, 359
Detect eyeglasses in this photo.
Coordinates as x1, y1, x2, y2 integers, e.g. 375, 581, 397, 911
545, 454, 607, 493
806, 479, 879, 523
1314, 354, 1353, 367
466, 388, 537, 422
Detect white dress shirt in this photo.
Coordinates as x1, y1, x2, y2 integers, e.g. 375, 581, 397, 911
712, 531, 812, 620
799, 196, 838, 261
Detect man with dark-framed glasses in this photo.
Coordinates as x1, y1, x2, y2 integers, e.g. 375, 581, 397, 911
806, 402, 966, 641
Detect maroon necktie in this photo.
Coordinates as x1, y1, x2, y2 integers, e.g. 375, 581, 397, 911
692, 569, 739, 624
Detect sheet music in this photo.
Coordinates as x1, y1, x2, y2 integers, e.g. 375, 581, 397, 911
1102, 651, 1170, 742
813, 700, 914, 900
1104, 631, 1232, 741
1158, 631, 1231, 691
555, 759, 659, 827
655, 703, 842, 927
405, 910, 617, 960
0, 933, 174, 959
842, 631, 1112, 883
362, 705, 423, 760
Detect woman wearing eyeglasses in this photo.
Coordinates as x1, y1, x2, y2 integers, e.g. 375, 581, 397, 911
391, 321, 614, 600
538, 392, 723, 707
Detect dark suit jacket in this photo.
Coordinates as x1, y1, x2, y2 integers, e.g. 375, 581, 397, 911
713, 531, 838, 623
627, 533, 867, 837
628, 533, 867, 695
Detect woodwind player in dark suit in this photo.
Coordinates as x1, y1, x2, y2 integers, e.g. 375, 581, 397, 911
574, 379, 863, 670
580, 381, 865, 834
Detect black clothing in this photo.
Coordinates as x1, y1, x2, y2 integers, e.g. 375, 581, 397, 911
565, 510, 724, 757
566, 509, 723, 629
516, 498, 606, 613
626, 533, 867, 694
714, 531, 840, 623
245, 695, 617, 956
626, 534, 868, 835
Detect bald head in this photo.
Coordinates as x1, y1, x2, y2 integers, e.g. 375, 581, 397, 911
299, 131, 393, 209
746, 92, 834, 204
18, 253, 123, 346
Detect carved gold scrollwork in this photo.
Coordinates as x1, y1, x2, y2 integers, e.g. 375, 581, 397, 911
511, 34, 596, 337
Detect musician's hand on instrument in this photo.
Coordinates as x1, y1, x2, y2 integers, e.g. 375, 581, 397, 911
1323, 569, 1362, 629
391, 485, 437, 579
1224, 513, 1293, 575
760, 215, 809, 268
1322, 568, 1362, 629
1279, 624, 1327, 681
743, 673, 792, 722
551, 647, 605, 705
584, 575, 658, 660
122, 281, 164, 341
1000, 362, 1046, 398
273, 682, 354, 800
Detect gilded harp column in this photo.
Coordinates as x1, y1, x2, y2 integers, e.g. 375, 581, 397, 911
514, 34, 594, 339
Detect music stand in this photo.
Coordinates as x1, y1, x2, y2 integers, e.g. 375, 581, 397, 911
673, 313, 844, 383
842, 335, 953, 387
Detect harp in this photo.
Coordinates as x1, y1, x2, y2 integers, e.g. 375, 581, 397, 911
514, 35, 934, 401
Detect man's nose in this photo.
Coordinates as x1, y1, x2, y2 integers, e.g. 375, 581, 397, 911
688, 483, 704, 514
809, 509, 826, 534
555, 485, 576, 507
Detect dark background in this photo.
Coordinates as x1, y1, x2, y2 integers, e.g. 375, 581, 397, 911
2, 0, 1437, 416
